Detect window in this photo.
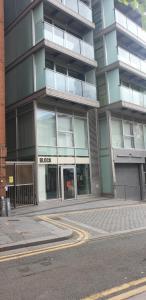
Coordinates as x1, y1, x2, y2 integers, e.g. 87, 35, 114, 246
143, 162, 146, 184
111, 118, 146, 150
45, 59, 54, 70
111, 119, 123, 148
123, 121, 134, 149
74, 117, 88, 148
56, 65, 67, 75
143, 125, 146, 149
37, 109, 56, 146
134, 123, 144, 149
57, 114, 73, 148
76, 164, 91, 195
37, 109, 89, 157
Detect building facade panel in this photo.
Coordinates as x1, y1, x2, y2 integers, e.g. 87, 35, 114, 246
5, 0, 99, 203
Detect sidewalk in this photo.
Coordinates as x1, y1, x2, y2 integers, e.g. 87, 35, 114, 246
129, 293, 146, 299
11, 197, 143, 217
1, 197, 146, 253
0, 216, 72, 252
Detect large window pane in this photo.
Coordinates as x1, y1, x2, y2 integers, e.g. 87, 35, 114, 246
123, 121, 132, 135
58, 115, 72, 131
58, 148, 74, 156
124, 137, 134, 148
58, 132, 73, 147
74, 117, 88, 148
37, 109, 56, 146
134, 124, 144, 149
77, 164, 91, 195
123, 121, 134, 148
45, 165, 58, 199
143, 125, 146, 149
111, 119, 123, 148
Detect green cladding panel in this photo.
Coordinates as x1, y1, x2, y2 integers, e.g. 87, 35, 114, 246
100, 155, 113, 194
6, 56, 34, 106
5, 0, 31, 28
105, 31, 118, 65
102, 0, 115, 28
99, 118, 113, 194
35, 49, 45, 91
33, 2, 44, 44
107, 69, 120, 103
5, 12, 33, 66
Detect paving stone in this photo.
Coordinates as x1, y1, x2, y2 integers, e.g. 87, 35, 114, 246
63, 206, 146, 235
128, 292, 146, 299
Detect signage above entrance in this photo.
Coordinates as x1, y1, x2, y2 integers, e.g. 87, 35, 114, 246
39, 157, 51, 164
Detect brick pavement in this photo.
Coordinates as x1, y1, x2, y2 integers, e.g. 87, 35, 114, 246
61, 205, 146, 237
129, 292, 146, 299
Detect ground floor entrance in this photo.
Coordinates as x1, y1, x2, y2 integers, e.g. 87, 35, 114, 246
115, 164, 141, 201
38, 162, 91, 201
61, 166, 76, 200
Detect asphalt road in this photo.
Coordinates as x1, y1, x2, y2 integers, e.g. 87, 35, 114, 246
1, 230, 146, 300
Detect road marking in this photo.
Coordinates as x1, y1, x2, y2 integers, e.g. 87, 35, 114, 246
0, 216, 89, 263
108, 285, 146, 300
82, 277, 146, 300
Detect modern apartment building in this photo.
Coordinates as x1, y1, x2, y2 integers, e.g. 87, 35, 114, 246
4, 0, 99, 203
93, 0, 146, 201
0, 0, 6, 199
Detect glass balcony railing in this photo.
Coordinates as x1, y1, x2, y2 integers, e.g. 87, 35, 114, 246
115, 9, 146, 45
56, 0, 92, 22
46, 68, 97, 100
44, 22, 94, 60
120, 85, 146, 108
118, 47, 146, 75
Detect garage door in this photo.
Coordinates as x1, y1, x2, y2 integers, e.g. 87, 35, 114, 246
115, 164, 141, 201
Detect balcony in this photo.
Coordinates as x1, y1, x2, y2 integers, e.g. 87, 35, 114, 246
120, 85, 146, 108
115, 9, 146, 45
57, 0, 92, 22
46, 68, 97, 101
44, 22, 94, 60
118, 47, 146, 75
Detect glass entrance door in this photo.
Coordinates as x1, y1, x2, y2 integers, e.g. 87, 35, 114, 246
61, 166, 76, 200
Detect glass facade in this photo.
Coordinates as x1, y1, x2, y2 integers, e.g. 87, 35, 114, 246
37, 108, 89, 157
111, 118, 146, 150
37, 110, 56, 146
45, 165, 58, 199
44, 22, 94, 60
77, 165, 91, 195
38, 164, 91, 200
45, 68, 97, 101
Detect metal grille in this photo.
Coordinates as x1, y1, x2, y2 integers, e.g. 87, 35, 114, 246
6, 162, 36, 207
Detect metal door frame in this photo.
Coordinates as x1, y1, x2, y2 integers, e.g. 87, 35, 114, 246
61, 165, 77, 201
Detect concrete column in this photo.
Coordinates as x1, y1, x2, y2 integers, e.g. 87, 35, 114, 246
0, 0, 6, 197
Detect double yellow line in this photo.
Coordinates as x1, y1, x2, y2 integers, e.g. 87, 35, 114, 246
82, 277, 146, 300
0, 215, 89, 263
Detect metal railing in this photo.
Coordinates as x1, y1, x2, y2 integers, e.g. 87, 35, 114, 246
46, 68, 97, 100
115, 9, 146, 45
56, 0, 92, 22
6, 162, 36, 208
44, 22, 94, 60
120, 85, 146, 108
118, 47, 146, 75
